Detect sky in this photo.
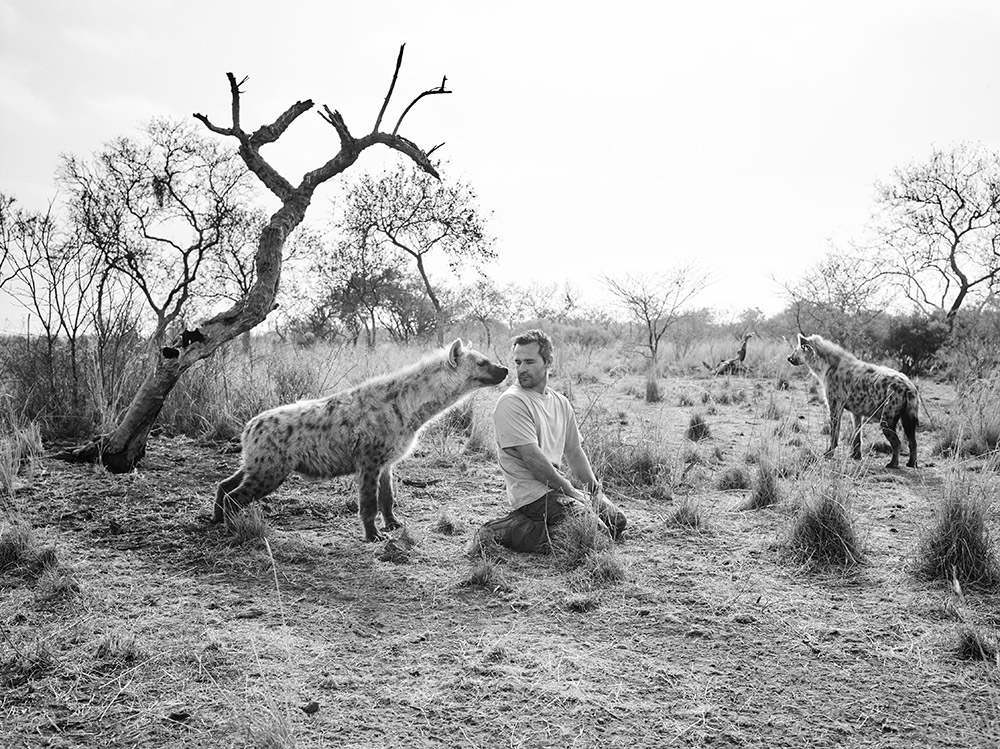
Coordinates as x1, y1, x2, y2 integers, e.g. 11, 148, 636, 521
2, 0, 999, 331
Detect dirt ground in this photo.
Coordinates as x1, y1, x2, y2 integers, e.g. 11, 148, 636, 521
2, 372, 999, 748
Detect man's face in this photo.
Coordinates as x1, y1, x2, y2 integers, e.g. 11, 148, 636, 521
513, 342, 549, 392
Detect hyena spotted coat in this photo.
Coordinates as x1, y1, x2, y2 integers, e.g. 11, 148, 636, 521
215, 339, 509, 541
787, 333, 919, 468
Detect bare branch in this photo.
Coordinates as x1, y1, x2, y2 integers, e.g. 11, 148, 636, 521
373, 44, 406, 133
392, 84, 452, 137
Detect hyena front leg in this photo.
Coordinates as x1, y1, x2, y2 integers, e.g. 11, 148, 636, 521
826, 404, 844, 457
850, 412, 864, 460
357, 464, 383, 542
378, 466, 403, 532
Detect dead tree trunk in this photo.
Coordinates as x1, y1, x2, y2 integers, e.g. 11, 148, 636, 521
55, 46, 450, 471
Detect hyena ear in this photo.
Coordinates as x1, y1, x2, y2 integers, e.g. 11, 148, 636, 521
797, 333, 809, 346
447, 338, 464, 368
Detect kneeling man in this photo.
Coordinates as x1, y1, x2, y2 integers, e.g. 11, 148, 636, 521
479, 329, 627, 552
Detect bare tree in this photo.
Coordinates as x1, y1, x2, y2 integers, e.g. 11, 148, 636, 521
60, 117, 254, 346
780, 247, 891, 350
56, 45, 452, 471
457, 277, 506, 349
874, 143, 1000, 329
336, 161, 493, 345
605, 264, 708, 401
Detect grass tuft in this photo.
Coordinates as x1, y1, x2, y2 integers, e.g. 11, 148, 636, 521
786, 483, 864, 569
550, 509, 612, 570
956, 627, 1000, 662
742, 461, 781, 510
716, 466, 751, 491
665, 497, 704, 529
230, 505, 272, 546
913, 480, 1000, 590
686, 412, 711, 442
430, 512, 466, 536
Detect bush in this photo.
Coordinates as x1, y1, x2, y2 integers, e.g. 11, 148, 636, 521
881, 312, 950, 375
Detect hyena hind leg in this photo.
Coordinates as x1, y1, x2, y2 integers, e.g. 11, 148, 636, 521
357, 466, 383, 542
378, 466, 402, 532
214, 468, 288, 525
881, 420, 903, 469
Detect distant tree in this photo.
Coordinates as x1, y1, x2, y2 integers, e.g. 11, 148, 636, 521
781, 248, 890, 352
456, 277, 506, 348
337, 162, 494, 345
874, 143, 1000, 330
56, 46, 453, 471
605, 264, 709, 401
0, 195, 97, 410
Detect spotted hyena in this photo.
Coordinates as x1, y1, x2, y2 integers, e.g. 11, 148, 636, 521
215, 339, 509, 540
787, 333, 919, 468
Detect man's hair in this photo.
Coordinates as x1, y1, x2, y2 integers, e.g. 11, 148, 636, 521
512, 329, 554, 364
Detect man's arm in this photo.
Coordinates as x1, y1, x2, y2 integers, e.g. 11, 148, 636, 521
563, 442, 600, 496
504, 442, 584, 500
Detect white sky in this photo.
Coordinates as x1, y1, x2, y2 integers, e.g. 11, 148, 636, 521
2, 0, 999, 329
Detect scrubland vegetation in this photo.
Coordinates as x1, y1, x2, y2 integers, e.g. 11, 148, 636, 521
2, 316, 999, 747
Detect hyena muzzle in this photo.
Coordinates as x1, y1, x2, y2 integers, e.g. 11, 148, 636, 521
214, 339, 508, 541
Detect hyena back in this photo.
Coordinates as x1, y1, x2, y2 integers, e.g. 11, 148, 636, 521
215, 339, 508, 541
787, 333, 918, 468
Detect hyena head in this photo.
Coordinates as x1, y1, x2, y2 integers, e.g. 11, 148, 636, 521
448, 338, 509, 388
787, 333, 821, 368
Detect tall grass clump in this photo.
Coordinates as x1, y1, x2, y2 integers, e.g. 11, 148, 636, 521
686, 412, 710, 442
913, 477, 999, 589
786, 481, 864, 569
665, 497, 704, 530
933, 373, 1000, 458
0, 422, 43, 498
550, 509, 613, 570
716, 466, 751, 491
742, 458, 780, 510
581, 409, 670, 495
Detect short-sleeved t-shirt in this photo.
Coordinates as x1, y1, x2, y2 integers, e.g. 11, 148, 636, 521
493, 384, 580, 509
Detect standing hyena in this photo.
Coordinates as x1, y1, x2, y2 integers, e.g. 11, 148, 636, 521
787, 333, 919, 468
215, 339, 508, 541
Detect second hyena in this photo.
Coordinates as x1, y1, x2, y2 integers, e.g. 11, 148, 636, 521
787, 333, 919, 468
215, 339, 508, 541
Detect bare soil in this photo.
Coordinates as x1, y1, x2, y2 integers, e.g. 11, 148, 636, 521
2, 373, 998, 748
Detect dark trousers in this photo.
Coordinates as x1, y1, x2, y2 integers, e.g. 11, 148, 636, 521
480, 491, 627, 554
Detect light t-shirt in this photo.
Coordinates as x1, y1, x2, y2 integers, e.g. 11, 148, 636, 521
493, 383, 580, 509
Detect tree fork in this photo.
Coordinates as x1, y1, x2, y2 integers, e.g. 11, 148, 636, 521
55, 45, 448, 472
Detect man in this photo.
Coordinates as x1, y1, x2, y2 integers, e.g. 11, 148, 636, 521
479, 329, 627, 553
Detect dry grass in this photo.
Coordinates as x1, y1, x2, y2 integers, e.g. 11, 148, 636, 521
742, 460, 781, 510
686, 412, 711, 442
664, 497, 705, 529
912, 477, 1000, 590
786, 481, 864, 569
550, 508, 613, 570
716, 466, 751, 491
956, 627, 1000, 662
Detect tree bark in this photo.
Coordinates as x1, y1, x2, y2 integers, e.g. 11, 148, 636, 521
55, 50, 448, 472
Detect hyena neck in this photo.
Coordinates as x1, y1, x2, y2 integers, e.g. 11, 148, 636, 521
400, 363, 469, 430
